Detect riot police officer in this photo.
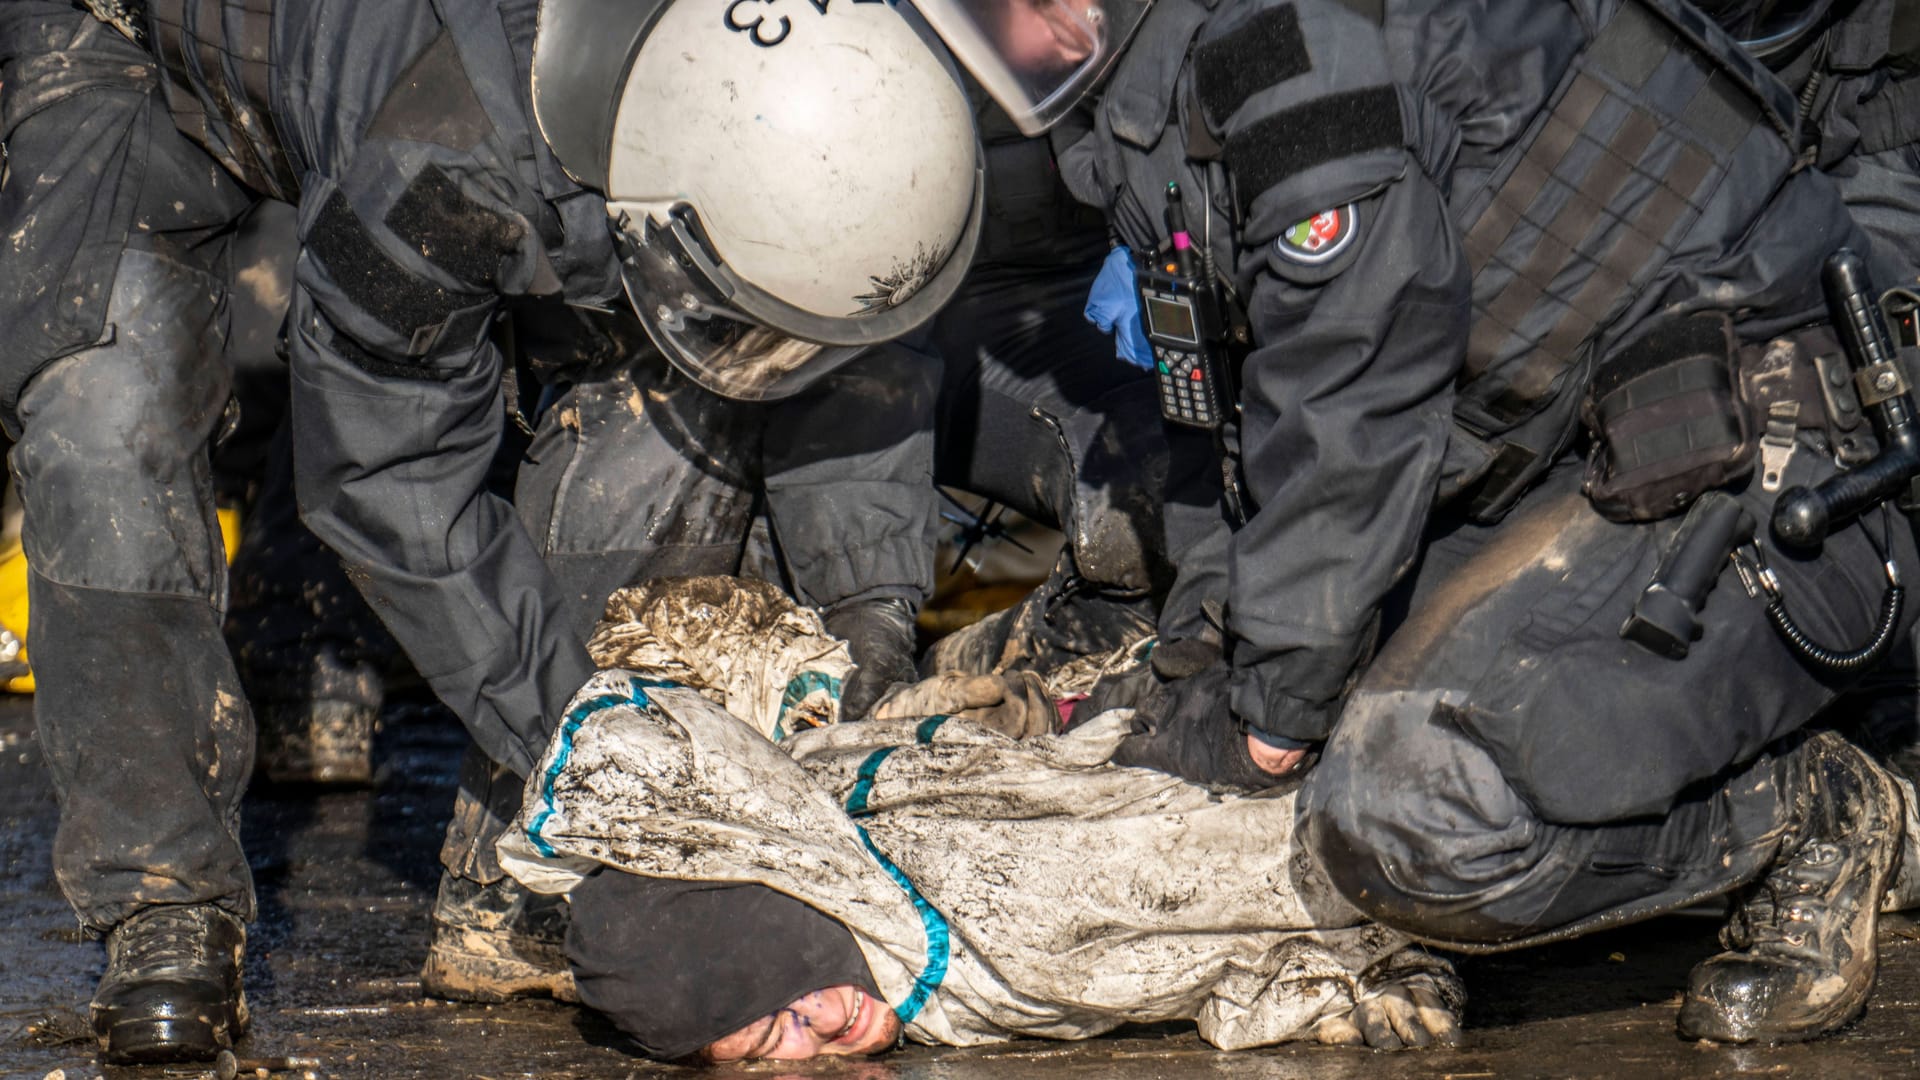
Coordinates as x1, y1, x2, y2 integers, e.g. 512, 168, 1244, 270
911, 0, 1916, 1046
0, 0, 982, 1063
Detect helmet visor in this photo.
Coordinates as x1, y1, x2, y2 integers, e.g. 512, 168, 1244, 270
912, 0, 1149, 135
616, 211, 868, 401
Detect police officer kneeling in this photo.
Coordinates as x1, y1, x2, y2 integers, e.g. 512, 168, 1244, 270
910, 0, 1920, 1046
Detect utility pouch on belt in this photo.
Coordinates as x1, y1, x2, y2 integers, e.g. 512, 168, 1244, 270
1583, 314, 1749, 522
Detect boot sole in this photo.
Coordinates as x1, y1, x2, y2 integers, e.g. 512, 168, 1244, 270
1677, 969, 1876, 1044
419, 949, 578, 1004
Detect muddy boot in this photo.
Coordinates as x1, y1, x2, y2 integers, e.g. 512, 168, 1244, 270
255, 698, 378, 785
1678, 732, 1903, 1043
91, 905, 249, 1065
420, 873, 576, 1003
252, 648, 382, 786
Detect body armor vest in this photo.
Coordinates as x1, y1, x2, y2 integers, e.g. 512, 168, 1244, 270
1442, 0, 1802, 515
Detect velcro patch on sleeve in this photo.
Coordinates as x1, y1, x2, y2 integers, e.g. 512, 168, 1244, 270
1222, 84, 1402, 214
307, 190, 469, 344
1193, 5, 1311, 131
384, 163, 526, 290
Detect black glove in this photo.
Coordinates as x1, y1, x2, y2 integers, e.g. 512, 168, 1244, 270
824, 595, 919, 721
1106, 638, 1296, 789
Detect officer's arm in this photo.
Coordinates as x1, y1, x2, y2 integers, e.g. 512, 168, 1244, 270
1227, 173, 1469, 744
286, 170, 595, 778
761, 341, 940, 716
1193, 0, 1471, 745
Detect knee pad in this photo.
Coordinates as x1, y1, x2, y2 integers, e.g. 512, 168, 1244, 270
1301, 688, 1554, 944
10, 251, 232, 597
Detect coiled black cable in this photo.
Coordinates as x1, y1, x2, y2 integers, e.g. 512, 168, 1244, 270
1763, 504, 1905, 675
1765, 582, 1903, 674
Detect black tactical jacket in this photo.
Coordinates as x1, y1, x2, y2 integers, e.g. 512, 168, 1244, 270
0, 0, 938, 775
1056, 0, 1867, 743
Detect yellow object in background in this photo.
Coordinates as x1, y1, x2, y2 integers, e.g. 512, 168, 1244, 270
0, 505, 243, 694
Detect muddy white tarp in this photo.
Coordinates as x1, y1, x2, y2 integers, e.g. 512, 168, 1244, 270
498, 579, 1442, 1050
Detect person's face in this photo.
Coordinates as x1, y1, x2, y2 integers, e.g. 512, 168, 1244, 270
702, 984, 902, 1062
995, 0, 1100, 77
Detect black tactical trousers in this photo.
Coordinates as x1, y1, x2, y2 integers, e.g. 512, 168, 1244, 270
0, 10, 263, 927
929, 259, 1171, 597
1300, 450, 1920, 949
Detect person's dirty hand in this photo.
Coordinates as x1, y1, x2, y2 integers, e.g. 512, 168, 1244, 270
824, 596, 919, 722
1313, 963, 1465, 1050
873, 671, 1057, 738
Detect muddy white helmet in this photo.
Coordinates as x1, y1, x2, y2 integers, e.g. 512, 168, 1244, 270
532, 0, 984, 400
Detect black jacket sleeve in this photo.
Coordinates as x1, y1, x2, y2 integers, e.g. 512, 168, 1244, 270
1190, 0, 1472, 742
287, 148, 595, 777
1228, 170, 1470, 741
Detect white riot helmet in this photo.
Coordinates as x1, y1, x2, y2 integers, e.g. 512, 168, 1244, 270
532, 0, 984, 400
910, 0, 1153, 135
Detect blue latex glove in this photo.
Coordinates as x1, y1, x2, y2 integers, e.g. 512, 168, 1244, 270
1084, 246, 1155, 370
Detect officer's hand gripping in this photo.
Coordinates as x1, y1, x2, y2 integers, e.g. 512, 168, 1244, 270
1312, 962, 1465, 1050
1104, 638, 1307, 788
824, 596, 919, 722
872, 671, 1057, 738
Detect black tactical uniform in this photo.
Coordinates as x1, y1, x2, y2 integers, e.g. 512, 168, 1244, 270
0, 0, 943, 1060
1056, 0, 1915, 1042
0, 0, 1181, 1056
1760, 0, 1920, 286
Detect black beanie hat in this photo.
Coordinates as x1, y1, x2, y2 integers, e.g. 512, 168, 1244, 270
566, 868, 884, 1060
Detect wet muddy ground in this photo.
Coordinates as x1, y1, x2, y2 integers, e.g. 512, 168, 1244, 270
8, 696, 1920, 1080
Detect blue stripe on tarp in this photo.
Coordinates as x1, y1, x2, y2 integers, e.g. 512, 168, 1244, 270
842, 735, 953, 1024
774, 670, 845, 740
914, 715, 949, 744
844, 746, 897, 818
853, 821, 950, 1024
525, 675, 680, 858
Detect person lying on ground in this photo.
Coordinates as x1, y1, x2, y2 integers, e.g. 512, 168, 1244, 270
495, 576, 1464, 1062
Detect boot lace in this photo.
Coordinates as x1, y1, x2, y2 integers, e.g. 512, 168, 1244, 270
113, 907, 225, 973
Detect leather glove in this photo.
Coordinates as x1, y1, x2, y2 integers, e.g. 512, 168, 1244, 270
1107, 638, 1296, 789
873, 671, 1057, 738
824, 595, 919, 722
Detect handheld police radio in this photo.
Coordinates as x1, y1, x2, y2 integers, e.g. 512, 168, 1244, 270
1138, 183, 1232, 430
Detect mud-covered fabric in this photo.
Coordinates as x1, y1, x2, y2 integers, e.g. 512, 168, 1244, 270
500, 582, 1433, 1051
582, 578, 853, 740
0, 4, 245, 430
11, 249, 257, 932
1055, 0, 1867, 747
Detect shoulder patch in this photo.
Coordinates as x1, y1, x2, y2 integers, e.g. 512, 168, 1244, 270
1275, 204, 1358, 264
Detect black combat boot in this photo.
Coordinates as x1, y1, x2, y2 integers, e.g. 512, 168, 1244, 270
251, 645, 382, 786
91, 904, 249, 1064
420, 873, 576, 1003
1678, 732, 1904, 1043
